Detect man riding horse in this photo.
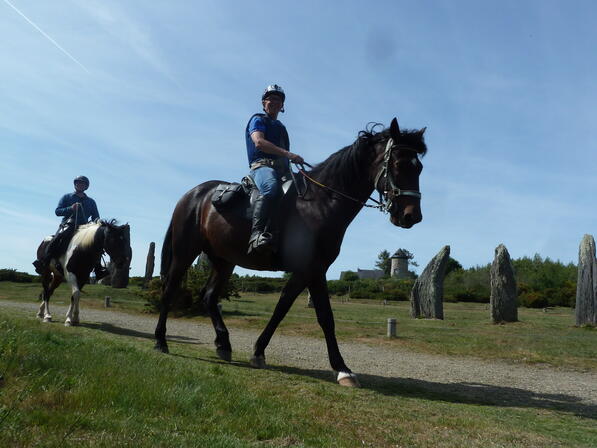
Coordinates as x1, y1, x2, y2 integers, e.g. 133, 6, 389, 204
245, 84, 304, 254
33, 175, 108, 279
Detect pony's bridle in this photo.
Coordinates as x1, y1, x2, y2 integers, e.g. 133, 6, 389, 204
373, 138, 422, 212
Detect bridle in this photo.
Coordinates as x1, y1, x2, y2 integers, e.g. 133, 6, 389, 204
294, 137, 421, 213
372, 138, 422, 212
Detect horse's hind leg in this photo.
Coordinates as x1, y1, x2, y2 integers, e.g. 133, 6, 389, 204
251, 273, 307, 368
154, 258, 190, 353
203, 259, 235, 361
38, 272, 59, 322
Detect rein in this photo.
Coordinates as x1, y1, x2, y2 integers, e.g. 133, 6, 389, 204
292, 138, 421, 212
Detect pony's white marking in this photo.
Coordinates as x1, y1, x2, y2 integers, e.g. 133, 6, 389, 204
61, 223, 99, 326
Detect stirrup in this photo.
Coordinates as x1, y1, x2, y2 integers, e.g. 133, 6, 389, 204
248, 232, 273, 254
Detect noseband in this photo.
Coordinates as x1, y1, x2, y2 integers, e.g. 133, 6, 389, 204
373, 138, 422, 212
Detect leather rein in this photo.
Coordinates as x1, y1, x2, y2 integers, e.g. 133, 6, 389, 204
292, 138, 422, 212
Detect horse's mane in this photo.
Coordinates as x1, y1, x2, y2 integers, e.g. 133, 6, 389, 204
71, 219, 122, 250
308, 123, 427, 191
71, 222, 101, 250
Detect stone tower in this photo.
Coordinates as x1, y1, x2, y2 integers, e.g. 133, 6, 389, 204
391, 249, 410, 279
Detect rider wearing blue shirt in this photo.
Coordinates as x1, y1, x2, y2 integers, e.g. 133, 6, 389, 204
245, 84, 304, 254
33, 176, 107, 278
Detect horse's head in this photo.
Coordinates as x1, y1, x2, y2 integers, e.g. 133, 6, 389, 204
373, 118, 426, 229
102, 221, 132, 270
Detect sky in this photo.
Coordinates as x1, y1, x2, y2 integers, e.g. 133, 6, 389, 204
1, 0, 596, 280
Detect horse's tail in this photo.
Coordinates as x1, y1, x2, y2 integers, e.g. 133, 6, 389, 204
160, 220, 174, 283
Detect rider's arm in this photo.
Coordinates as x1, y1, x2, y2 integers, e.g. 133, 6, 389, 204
55, 195, 74, 217
251, 131, 303, 163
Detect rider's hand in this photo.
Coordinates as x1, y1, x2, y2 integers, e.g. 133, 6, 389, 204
71, 203, 80, 210
287, 152, 304, 165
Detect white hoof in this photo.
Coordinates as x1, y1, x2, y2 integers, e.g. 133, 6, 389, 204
43, 316, 52, 323
250, 355, 266, 369
64, 320, 72, 327
337, 371, 361, 388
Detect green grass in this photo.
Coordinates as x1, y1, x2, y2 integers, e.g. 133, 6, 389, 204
2, 282, 596, 370
1, 309, 596, 447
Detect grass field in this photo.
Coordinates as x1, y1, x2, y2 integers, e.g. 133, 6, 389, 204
1, 281, 595, 371
1, 306, 596, 447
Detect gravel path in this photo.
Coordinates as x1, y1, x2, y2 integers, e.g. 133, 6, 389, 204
2, 300, 596, 418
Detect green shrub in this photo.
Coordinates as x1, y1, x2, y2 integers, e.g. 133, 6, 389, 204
0, 269, 36, 283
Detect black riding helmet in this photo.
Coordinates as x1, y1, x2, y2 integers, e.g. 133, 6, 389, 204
73, 175, 90, 187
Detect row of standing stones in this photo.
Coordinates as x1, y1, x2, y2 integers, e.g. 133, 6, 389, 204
411, 235, 597, 326
138, 236, 596, 327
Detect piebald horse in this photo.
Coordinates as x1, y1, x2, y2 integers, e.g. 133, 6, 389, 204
155, 118, 427, 386
35, 220, 131, 326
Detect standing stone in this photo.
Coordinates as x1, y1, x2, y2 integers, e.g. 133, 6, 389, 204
576, 234, 597, 326
306, 291, 314, 308
143, 242, 156, 289
410, 246, 450, 319
490, 244, 518, 323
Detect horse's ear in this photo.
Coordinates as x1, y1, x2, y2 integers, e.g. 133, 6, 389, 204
419, 126, 427, 136
390, 118, 401, 141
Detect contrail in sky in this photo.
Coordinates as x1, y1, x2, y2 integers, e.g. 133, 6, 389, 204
3, 0, 90, 73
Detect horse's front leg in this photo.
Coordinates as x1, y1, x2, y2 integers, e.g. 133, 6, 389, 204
65, 273, 81, 326
309, 273, 360, 387
251, 273, 307, 368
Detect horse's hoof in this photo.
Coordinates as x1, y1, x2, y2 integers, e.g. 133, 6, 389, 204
216, 349, 232, 362
43, 317, 52, 323
250, 355, 266, 369
154, 343, 169, 354
64, 321, 71, 327
36, 312, 43, 319
71, 320, 80, 326
337, 372, 361, 388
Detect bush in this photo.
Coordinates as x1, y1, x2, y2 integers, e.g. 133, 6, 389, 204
143, 266, 239, 315
0, 269, 36, 283
518, 291, 548, 308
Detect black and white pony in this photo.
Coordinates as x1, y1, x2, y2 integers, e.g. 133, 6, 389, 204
35, 220, 131, 326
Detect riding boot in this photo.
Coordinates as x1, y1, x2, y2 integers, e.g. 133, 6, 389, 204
248, 194, 275, 254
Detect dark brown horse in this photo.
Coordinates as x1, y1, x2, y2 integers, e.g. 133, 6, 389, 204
155, 118, 427, 386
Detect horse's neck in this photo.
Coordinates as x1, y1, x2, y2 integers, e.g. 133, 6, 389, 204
92, 226, 105, 252
310, 158, 377, 223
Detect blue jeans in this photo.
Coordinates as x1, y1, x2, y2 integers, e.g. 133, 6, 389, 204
250, 166, 280, 199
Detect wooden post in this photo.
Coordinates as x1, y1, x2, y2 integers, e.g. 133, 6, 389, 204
490, 244, 518, 323
410, 246, 449, 319
387, 318, 396, 337
143, 242, 156, 289
576, 234, 597, 326
104, 296, 111, 307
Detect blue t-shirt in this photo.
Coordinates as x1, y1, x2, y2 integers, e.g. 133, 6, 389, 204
245, 114, 290, 165
55, 192, 100, 225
